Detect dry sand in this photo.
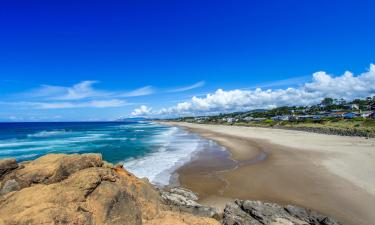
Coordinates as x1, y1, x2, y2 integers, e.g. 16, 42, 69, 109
162, 122, 375, 225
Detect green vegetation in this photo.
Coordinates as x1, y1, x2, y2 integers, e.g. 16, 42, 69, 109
171, 96, 375, 137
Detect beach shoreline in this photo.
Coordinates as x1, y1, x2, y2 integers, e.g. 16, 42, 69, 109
161, 122, 375, 225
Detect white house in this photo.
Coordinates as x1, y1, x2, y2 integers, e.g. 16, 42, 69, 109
243, 116, 254, 121
226, 118, 236, 123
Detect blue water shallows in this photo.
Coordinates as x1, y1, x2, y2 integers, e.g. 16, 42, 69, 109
0, 121, 223, 185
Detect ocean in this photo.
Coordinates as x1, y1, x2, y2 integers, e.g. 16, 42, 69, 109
0, 121, 224, 185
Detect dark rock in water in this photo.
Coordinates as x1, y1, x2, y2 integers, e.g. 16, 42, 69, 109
161, 187, 221, 219
0, 158, 18, 178
222, 200, 343, 225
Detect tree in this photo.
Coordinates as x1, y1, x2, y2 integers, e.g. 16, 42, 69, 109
321, 97, 334, 106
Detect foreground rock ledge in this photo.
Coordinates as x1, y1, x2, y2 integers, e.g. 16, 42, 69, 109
0, 154, 342, 225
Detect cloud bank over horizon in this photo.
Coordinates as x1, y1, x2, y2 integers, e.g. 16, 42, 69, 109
132, 64, 375, 117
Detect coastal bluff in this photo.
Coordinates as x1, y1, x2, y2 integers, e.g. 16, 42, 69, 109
0, 154, 342, 225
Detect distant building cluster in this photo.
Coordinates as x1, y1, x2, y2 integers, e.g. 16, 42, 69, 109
174, 96, 375, 124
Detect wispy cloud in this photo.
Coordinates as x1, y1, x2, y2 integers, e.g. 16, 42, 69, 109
21, 80, 110, 100
120, 86, 155, 97
5, 81, 157, 110
168, 81, 205, 93
19, 81, 155, 101
246, 75, 310, 89
1, 99, 128, 109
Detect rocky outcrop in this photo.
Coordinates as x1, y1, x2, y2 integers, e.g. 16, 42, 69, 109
161, 187, 220, 219
0, 154, 343, 225
0, 158, 18, 178
222, 200, 343, 225
0, 167, 142, 225
0, 154, 219, 225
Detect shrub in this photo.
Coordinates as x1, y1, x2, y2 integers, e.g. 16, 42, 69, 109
363, 119, 375, 127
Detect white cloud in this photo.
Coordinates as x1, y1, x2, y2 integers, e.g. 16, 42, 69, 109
135, 64, 375, 117
168, 81, 205, 93
120, 86, 155, 97
131, 105, 152, 116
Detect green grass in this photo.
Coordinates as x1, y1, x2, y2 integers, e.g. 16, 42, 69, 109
227, 118, 375, 136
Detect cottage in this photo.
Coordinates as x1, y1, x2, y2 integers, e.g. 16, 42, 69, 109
343, 112, 360, 119
361, 111, 374, 118
243, 116, 254, 121
344, 104, 359, 110
295, 115, 313, 121
226, 118, 236, 123
252, 117, 266, 121
271, 115, 291, 121
329, 112, 346, 118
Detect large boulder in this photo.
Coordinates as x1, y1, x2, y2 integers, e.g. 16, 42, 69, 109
161, 187, 220, 219
0, 158, 18, 178
222, 200, 343, 225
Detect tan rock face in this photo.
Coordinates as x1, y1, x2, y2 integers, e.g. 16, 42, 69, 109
0, 158, 18, 178
0, 154, 220, 225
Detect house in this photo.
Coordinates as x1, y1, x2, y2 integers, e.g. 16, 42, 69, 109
243, 116, 254, 121
294, 109, 307, 113
295, 115, 313, 121
361, 111, 373, 118
271, 115, 291, 121
226, 118, 236, 123
329, 112, 346, 118
343, 112, 360, 119
312, 115, 322, 120
344, 104, 359, 110
252, 117, 266, 121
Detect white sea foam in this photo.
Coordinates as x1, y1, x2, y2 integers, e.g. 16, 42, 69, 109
0, 133, 109, 148
27, 130, 69, 138
16, 153, 39, 160
123, 126, 205, 186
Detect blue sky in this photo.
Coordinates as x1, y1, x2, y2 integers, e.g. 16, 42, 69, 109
1, 0, 374, 121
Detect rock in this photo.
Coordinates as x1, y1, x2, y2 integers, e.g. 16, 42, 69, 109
169, 187, 199, 201
161, 187, 220, 219
0, 153, 219, 225
222, 200, 343, 225
0, 158, 18, 178
0, 179, 20, 195
144, 210, 220, 225
0, 167, 142, 225
0, 153, 103, 194
222, 202, 262, 225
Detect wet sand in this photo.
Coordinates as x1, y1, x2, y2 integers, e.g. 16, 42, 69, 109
163, 122, 375, 225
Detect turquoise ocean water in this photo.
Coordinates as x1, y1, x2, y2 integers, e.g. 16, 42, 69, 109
0, 121, 224, 185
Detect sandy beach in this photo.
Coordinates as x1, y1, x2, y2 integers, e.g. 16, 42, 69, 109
163, 122, 375, 225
